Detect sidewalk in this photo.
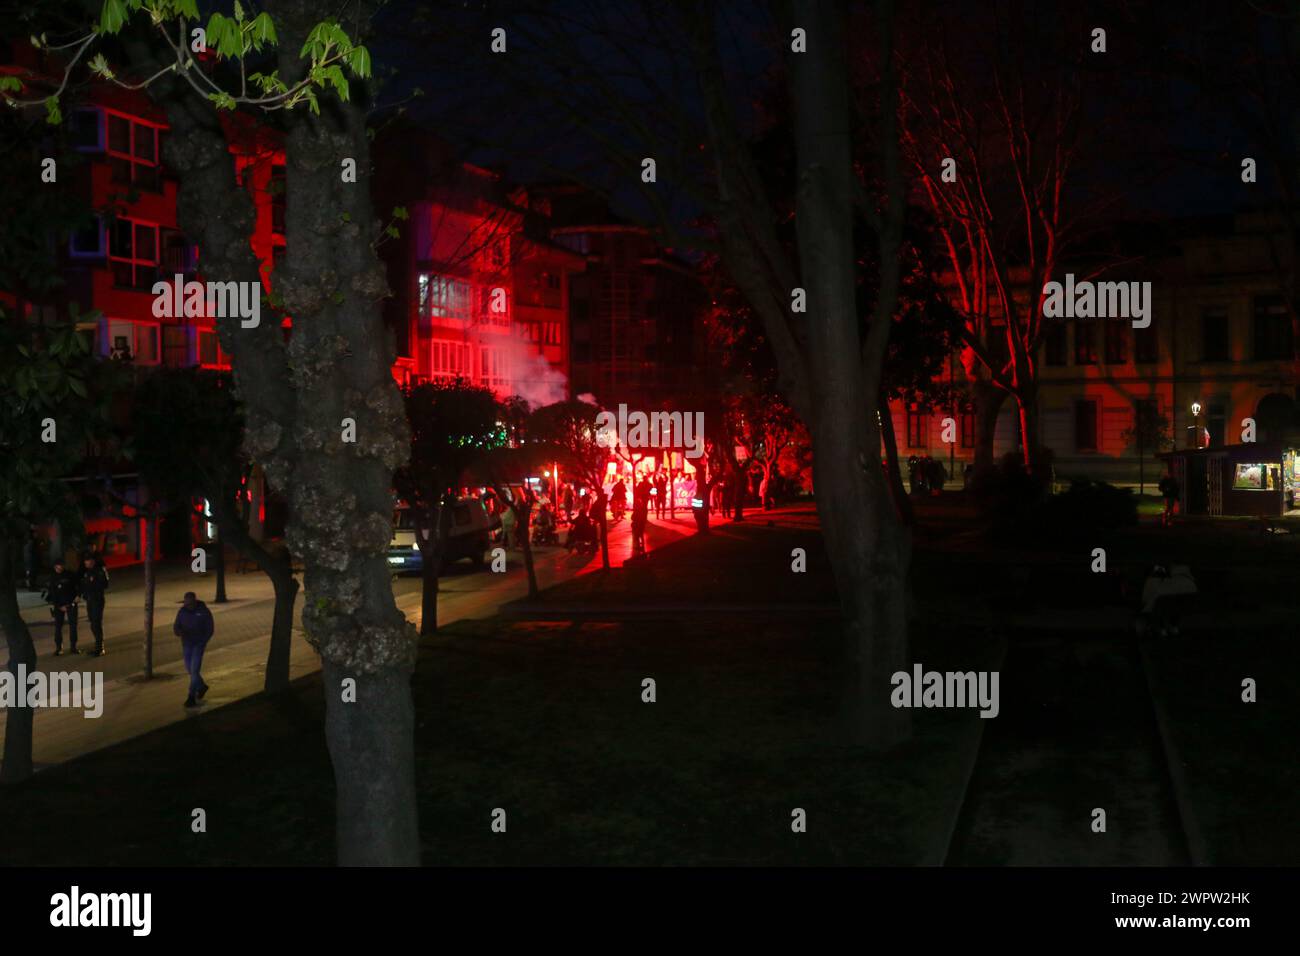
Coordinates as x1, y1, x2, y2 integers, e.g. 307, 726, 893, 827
1, 622, 322, 770
0, 512, 692, 773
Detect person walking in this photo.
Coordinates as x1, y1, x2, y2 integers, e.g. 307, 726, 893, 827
1158, 469, 1181, 527
610, 478, 628, 522
174, 591, 215, 708
44, 559, 80, 656
78, 555, 111, 657
653, 472, 667, 519
631, 477, 650, 558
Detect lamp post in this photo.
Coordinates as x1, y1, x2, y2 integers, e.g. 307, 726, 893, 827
1188, 401, 1202, 449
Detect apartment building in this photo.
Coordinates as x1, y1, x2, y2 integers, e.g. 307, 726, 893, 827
373, 128, 584, 403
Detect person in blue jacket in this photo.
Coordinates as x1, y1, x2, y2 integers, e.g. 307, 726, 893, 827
174, 591, 214, 708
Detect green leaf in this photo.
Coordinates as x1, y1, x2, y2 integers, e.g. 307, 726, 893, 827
100, 0, 128, 35
250, 12, 277, 46
345, 45, 371, 78
322, 64, 349, 101
44, 96, 62, 126
0, 76, 22, 93
207, 91, 237, 111
233, 0, 245, 22
68, 377, 88, 398
392, 206, 408, 221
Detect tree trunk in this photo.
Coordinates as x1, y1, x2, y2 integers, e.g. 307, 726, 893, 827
1016, 383, 1043, 477
0, 543, 36, 784
214, 503, 298, 693
141, 5, 420, 864
877, 396, 915, 526
269, 0, 420, 864
1138, 434, 1145, 497
971, 379, 1006, 479
142, 500, 156, 680
416, 503, 444, 638
213, 522, 228, 603
791, 0, 910, 749
320, 659, 418, 865
264, 558, 299, 692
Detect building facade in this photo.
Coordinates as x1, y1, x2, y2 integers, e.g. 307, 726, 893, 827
374, 130, 584, 404
889, 212, 1299, 488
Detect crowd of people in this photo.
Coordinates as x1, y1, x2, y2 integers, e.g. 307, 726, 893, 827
479, 469, 724, 560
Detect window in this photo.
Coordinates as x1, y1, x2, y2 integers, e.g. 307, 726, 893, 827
106, 111, 162, 191
69, 107, 104, 151
163, 326, 189, 366
1044, 321, 1067, 366
1233, 463, 1274, 491
480, 346, 506, 388
69, 216, 105, 257
431, 339, 469, 379
906, 405, 928, 448
556, 233, 590, 255
109, 218, 159, 289
198, 329, 231, 368
107, 319, 159, 364
1104, 323, 1127, 364
960, 408, 976, 448
1253, 296, 1292, 361
419, 274, 472, 324
479, 286, 510, 328
1074, 321, 1098, 365
1135, 323, 1158, 363
161, 229, 197, 277
1074, 400, 1098, 451
1202, 310, 1229, 362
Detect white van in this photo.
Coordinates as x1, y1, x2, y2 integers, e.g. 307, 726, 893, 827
387, 498, 500, 574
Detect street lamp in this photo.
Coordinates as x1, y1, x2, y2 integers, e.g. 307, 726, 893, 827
1189, 401, 1202, 449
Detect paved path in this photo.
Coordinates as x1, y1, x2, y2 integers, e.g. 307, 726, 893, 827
1, 514, 697, 772
945, 634, 1190, 865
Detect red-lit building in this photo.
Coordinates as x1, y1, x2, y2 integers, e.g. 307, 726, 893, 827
1, 44, 285, 565
888, 212, 1300, 492
373, 127, 583, 403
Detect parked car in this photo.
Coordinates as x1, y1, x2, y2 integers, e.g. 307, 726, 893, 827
387, 498, 501, 574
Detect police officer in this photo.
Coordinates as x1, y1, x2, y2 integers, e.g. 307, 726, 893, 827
43, 559, 81, 656
79, 555, 111, 657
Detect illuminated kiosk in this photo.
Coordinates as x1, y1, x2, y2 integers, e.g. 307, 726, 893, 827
1160, 443, 1300, 517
